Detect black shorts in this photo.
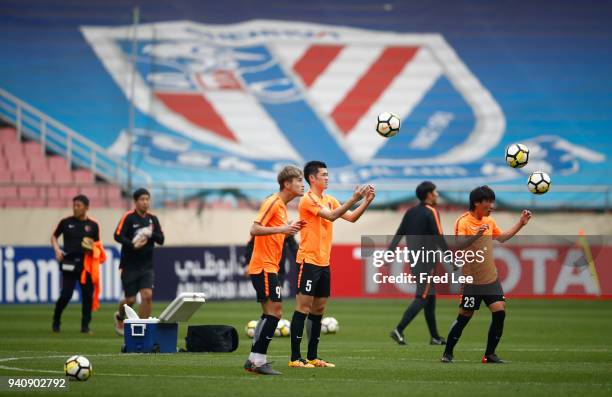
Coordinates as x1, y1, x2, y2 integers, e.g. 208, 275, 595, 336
250, 272, 282, 302
297, 262, 330, 298
121, 268, 154, 297
459, 280, 505, 311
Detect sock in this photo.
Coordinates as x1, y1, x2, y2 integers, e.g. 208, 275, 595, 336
251, 314, 265, 348
248, 352, 266, 367
306, 314, 323, 360
444, 314, 472, 355
424, 295, 440, 339
485, 310, 505, 356
290, 311, 307, 361
396, 298, 426, 333
251, 314, 279, 356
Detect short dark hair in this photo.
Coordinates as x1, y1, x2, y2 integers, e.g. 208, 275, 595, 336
469, 185, 496, 210
73, 194, 89, 207
416, 181, 436, 202
133, 188, 150, 201
303, 161, 327, 185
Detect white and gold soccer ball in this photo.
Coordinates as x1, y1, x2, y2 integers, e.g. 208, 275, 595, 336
321, 317, 339, 334
245, 320, 258, 338
527, 171, 551, 194
276, 319, 291, 337
376, 112, 401, 138
505, 143, 530, 168
64, 355, 92, 381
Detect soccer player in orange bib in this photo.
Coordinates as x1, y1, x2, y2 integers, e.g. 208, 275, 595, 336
288, 161, 375, 368
244, 165, 306, 375
441, 185, 531, 364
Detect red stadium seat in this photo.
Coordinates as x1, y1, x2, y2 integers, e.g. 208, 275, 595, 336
52, 168, 73, 183
0, 168, 11, 182
48, 156, 69, 171
8, 159, 29, 172
0, 128, 17, 143
101, 185, 122, 199
12, 170, 33, 183
25, 198, 46, 207
18, 186, 39, 199
27, 156, 48, 171
73, 169, 94, 183
23, 141, 44, 157
60, 186, 79, 198
79, 185, 100, 200
1, 141, 24, 157
44, 186, 61, 198
32, 170, 54, 183
0, 186, 18, 198
1, 197, 25, 207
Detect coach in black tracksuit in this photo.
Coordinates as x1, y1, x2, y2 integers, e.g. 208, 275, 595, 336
113, 188, 164, 335
51, 194, 99, 334
388, 181, 449, 346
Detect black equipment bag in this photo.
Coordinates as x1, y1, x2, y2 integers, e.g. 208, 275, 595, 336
185, 325, 239, 352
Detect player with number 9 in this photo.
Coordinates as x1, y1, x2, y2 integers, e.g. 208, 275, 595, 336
243, 165, 306, 375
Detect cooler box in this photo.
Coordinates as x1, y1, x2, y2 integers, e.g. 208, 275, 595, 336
124, 319, 178, 353
122, 292, 206, 354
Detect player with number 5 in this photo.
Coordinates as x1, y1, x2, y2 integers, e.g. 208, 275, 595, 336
289, 161, 375, 369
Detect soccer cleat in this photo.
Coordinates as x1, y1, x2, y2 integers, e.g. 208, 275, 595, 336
288, 358, 315, 368
482, 354, 504, 364
243, 359, 255, 372
430, 337, 447, 345
440, 353, 454, 363
114, 311, 124, 336
251, 363, 282, 375
390, 329, 406, 345
308, 358, 336, 368
80, 327, 94, 335
52, 322, 60, 333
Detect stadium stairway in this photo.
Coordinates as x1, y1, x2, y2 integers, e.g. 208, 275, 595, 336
0, 127, 125, 208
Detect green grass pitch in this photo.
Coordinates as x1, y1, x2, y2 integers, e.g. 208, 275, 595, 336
1, 299, 610, 396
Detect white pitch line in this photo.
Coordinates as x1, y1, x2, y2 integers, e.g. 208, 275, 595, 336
0, 354, 610, 388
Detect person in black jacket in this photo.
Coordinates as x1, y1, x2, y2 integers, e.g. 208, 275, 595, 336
51, 194, 100, 334
113, 188, 164, 335
388, 181, 448, 346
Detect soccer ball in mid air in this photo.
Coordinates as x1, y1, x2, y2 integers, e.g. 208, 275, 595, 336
321, 317, 339, 334
245, 320, 258, 338
376, 112, 401, 138
505, 143, 529, 168
276, 319, 291, 337
64, 355, 92, 381
527, 171, 551, 194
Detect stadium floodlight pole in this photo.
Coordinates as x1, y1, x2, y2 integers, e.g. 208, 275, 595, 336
126, 6, 140, 207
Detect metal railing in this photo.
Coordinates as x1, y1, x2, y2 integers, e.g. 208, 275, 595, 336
0, 88, 151, 187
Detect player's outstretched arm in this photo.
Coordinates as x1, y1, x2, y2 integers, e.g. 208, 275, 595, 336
342, 185, 376, 223
454, 224, 489, 249
317, 185, 368, 222
250, 220, 306, 237
496, 210, 532, 243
